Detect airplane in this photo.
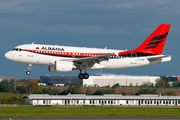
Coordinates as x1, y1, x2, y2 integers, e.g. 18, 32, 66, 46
5, 24, 172, 79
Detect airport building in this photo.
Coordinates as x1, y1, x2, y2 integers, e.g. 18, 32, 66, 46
22, 94, 180, 106
40, 76, 81, 85
39, 75, 179, 87
83, 75, 160, 87
0, 76, 16, 82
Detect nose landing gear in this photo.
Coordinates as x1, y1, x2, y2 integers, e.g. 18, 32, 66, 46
26, 71, 31, 75
26, 64, 32, 75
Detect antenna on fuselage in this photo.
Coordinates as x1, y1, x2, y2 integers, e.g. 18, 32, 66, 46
104, 47, 107, 49
32, 42, 34, 44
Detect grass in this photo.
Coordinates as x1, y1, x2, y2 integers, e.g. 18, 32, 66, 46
0, 92, 26, 98
0, 106, 180, 117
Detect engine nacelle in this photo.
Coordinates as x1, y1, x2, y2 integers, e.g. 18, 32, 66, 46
48, 61, 73, 72
55, 61, 73, 72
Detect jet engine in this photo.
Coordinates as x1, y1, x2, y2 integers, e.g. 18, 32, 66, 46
48, 61, 73, 72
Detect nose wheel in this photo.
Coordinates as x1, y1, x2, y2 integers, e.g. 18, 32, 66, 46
26, 71, 31, 75
26, 64, 32, 75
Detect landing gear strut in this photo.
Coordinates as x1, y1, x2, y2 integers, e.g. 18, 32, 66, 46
78, 69, 89, 79
26, 64, 32, 75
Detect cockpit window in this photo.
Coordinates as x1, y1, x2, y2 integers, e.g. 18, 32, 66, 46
12, 48, 21, 51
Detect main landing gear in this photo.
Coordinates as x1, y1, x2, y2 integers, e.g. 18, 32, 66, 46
78, 69, 89, 79
26, 64, 32, 75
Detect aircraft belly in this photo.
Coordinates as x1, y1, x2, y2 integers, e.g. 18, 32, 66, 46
100, 58, 150, 70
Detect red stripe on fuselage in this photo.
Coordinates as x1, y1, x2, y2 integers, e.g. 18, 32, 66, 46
21, 49, 112, 57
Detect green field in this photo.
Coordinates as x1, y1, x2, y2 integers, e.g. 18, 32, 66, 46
0, 106, 180, 117
0, 92, 26, 98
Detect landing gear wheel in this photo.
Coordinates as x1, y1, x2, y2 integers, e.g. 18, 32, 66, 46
83, 73, 89, 79
78, 73, 84, 79
26, 64, 32, 75
26, 71, 31, 75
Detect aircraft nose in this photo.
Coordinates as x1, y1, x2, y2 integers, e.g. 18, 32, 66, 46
5, 51, 12, 60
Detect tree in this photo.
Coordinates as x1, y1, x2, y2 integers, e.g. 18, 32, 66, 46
112, 83, 120, 89
166, 91, 176, 95
129, 83, 133, 87
60, 90, 67, 95
56, 91, 61, 95
16, 85, 25, 93
112, 84, 117, 89
18, 97, 26, 105
7, 96, 26, 105
24, 80, 41, 93
127, 92, 133, 95
49, 89, 56, 95
136, 88, 158, 95
115, 83, 120, 87
92, 89, 103, 95
42, 88, 47, 94
155, 78, 165, 88
86, 88, 92, 95
9, 79, 15, 92
92, 89, 116, 95
80, 80, 83, 86
8, 96, 19, 104
141, 82, 150, 87
1, 97, 8, 104
121, 92, 126, 95
33, 90, 42, 94
104, 89, 116, 94
136, 83, 138, 87
156, 78, 172, 88
66, 83, 81, 94
165, 83, 171, 88
172, 81, 180, 88
46, 88, 52, 94
177, 82, 180, 87
0, 80, 11, 92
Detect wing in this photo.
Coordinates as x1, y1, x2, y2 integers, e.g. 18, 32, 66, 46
73, 53, 115, 69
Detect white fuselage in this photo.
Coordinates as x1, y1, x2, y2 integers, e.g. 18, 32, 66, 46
5, 44, 172, 71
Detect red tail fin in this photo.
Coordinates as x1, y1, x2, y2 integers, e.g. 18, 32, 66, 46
135, 24, 171, 55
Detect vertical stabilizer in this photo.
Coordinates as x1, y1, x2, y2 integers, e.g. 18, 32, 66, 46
135, 24, 171, 54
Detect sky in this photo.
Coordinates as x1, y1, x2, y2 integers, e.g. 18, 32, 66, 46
0, 0, 180, 79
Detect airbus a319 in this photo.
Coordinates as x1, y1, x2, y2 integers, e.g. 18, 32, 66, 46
5, 24, 172, 79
